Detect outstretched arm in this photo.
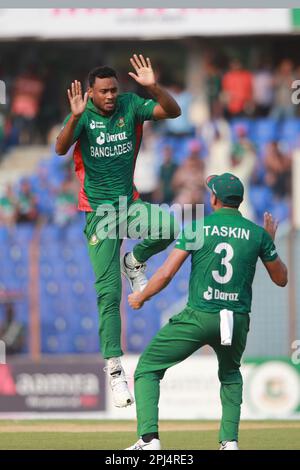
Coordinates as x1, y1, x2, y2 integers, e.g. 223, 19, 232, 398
263, 212, 288, 287
55, 80, 88, 155
129, 54, 181, 120
128, 248, 189, 310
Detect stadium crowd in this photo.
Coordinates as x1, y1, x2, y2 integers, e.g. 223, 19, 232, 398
0, 56, 296, 227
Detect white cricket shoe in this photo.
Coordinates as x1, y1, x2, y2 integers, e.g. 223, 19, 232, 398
109, 371, 134, 408
125, 438, 161, 450
219, 440, 239, 450
105, 358, 134, 408
121, 253, 147, 292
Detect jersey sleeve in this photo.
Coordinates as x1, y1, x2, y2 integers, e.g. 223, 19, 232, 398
175, 230, 190, 252
131, 93, 157, 123
62, 113, 86, 142
175, 220, 204, 252
259, 229, 278, 262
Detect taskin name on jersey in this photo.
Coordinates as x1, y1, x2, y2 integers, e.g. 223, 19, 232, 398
204, 225, 250, 240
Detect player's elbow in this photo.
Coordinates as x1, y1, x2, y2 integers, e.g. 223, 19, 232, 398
277, 274, 288, 287
265, 259, 288, 288
272, 269, 288, 287
171, 106, 181, 118
55, 142, 66, 156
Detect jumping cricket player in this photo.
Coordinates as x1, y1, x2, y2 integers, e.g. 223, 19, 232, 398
55, 54, 181, 408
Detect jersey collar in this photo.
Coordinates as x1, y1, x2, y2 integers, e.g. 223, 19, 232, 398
215, 207, 242, 216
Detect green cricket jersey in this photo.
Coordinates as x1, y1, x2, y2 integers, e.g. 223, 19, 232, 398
63, 93, 157, 211
175, 208, 278, 314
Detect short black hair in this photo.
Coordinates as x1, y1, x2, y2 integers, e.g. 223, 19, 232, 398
218, 199, 241, 209
88, 66, 118, 87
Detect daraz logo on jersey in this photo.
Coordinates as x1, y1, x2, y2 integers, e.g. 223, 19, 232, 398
204, 286, 213, 300
96, 132, 106, 145
203, 286, 239, 301
96, 131, 127, 146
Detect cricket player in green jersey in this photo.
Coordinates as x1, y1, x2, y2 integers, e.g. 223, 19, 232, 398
55, 54, 181, 408
126, 172, 288, 450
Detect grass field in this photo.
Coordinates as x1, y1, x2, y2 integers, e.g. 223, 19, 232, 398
0, 420, 299, 450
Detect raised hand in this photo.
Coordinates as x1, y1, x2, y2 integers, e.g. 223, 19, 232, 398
264, 212, 279, 241
67, 80, 88, 118
128, 54, 156, 87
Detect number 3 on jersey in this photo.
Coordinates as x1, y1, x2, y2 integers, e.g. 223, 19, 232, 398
212, 242, 234, 284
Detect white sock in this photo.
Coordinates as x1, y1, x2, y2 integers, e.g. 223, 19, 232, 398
107, 357, 122, 374
125, 252, 140, 269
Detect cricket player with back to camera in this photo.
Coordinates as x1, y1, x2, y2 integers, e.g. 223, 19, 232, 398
127, 173, 288, 450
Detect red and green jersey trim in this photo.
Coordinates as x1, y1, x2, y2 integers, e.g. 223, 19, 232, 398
73, 140, 93, 212
132, 123, 143, 201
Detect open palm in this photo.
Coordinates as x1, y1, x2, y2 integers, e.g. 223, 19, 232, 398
67, 80, 88, 118
128, 54, 156, 87
264, 212, 278, 241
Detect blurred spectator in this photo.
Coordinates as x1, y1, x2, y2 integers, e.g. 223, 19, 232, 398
0, 112, 5, 157
11, 65, 44, 145
158, 145, 178, 204
222, 59, 253, 118
205, 123, 255, 220
253, 62, 274, 117
164, 81, 194, 137
0, 184, 17, 227
54, 178, 77, 227
294, 65, 300, 117
230, 135, 256, 221
271, 59, 295, 120
232, 124, 255, 161
204, 61, 222, 116
37, 65, 61, 144
201, 100, 231, 147
16, 178, 39, 224
205, 124, 232, 176
134, 123, 158, 203
32, 164, 55, 221
264, 141, 292, 198
172, 140, 205, 221
0, 303, 25, 354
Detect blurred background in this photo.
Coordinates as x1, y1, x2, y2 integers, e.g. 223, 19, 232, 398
0, 8, 299, 420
